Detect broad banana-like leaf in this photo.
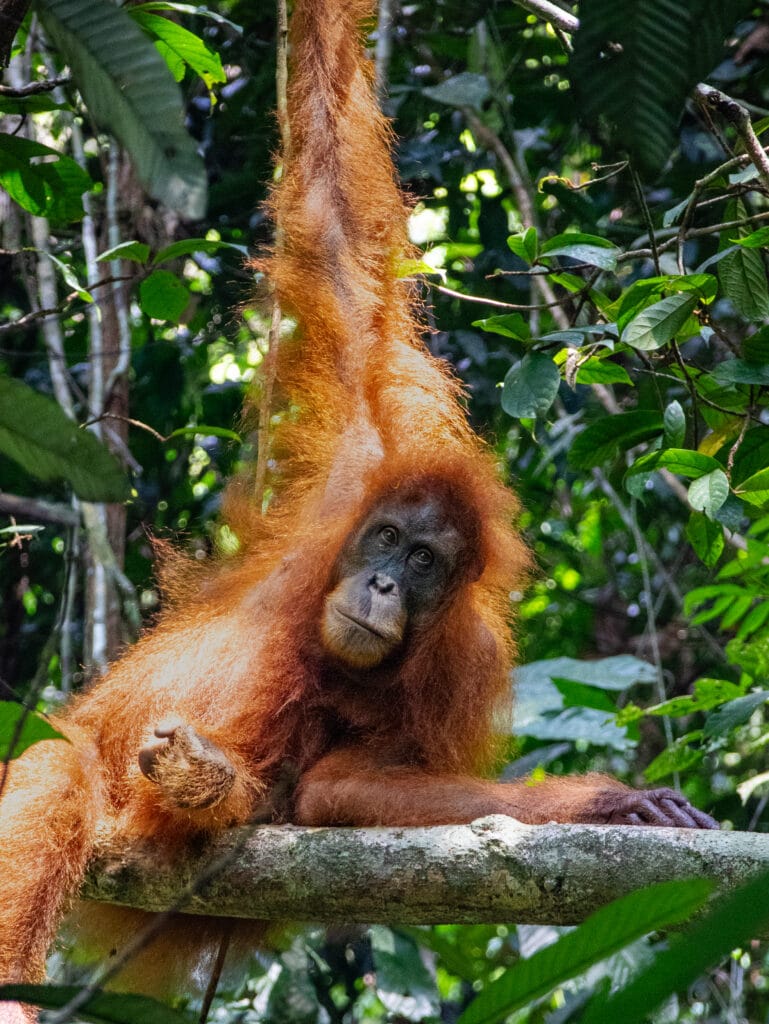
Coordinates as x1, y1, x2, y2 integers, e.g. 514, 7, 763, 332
36, 0, 206, 218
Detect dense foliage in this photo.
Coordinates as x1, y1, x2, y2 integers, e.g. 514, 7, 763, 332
2, 1, 769, 1021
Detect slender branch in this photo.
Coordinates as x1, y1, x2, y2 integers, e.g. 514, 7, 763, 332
512, 0, 578, 34
0, 75, 69, 93
629, 163, 660, 274
0, 492, 79, 526
433, 282, 570, 310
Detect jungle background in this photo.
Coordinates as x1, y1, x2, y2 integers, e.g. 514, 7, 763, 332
2, 0, 769, 1021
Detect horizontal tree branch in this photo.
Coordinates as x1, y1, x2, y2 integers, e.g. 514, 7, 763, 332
82, 817, 768, 926
0, 492, 79, 527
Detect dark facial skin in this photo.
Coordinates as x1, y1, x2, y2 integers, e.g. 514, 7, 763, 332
321, 497, 467, 669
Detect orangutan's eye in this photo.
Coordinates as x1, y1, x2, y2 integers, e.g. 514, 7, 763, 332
410, 547, 434, 570
379, 526, 399, 546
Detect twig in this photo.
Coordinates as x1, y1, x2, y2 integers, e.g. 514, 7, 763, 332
620, 209, 769, 263
82, 412, 165, 443
198, 923, 234, 1024
433, 282, 570, 310
727, 405, 751, 474
0, 492, 79, 527
0, 76, 69, 95
512, 0, 578, 33
629, 163, 660, 274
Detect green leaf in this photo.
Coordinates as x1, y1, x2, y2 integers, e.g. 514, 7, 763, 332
728, 427, 769, 486
712, 359, 769, 386
0, 132, 91, 222
0, 702, 65, 761
97, 241, 151, 264
575, 358, 631, 385
663, 400, 686, 448
626, 448, 722, 480
735, 467, 769, 508
0, 984, 191, 1024
40, 250, 93, 302
131, 2, 243, 32
718, 199, 769, 320
0, 377, 130, 502
540, 231, 618, 251
501, 353, 560, 419
738, 602, 769, 640
552, 678, 616, 713
616, 276, 716, 333
37, 0, 207, 218
541, 326, 616, 349
167, 425, 241, 443
581, 868, 769, 1024
644, 732, 704, 782
569, 411, 664, 470
743, 326, 769, 363
662, 194, 691, 228
686, 512, 724, 567
130, 11, 226, 91
623, 293, 698, 351
540, 232, 619, 271
139, 270, 190, 322
517, 655, 656, 692
153, 237, 247, 264
371, 927, 440, 1021
472, 313, 529, 340
621, 678, 743, 723
688, 469, 729, 519
458, 879, 712, 1024
422, 72, 489, 110
572, 0, 751, 175
0, 95, 70, 114
507, 226, 538, 264
732, 225, 769, 248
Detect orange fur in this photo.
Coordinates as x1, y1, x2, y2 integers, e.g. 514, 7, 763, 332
0, 0, 715, 1012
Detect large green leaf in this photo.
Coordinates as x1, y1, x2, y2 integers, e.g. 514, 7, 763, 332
623, 293, 698, 351
572, 1, 750, 174
718, 199, 769, 320
458, 879, 711, 1024
0, 377, 130, 502
130, 10, 226, 89
36, 0, 206, 217
0, 132, 91, 222
569, 411, 663, 470
687, 469, 729, 518
581, 868, 769, 1024
501, 353, 560, 419
626, 448, 721, 480
422, 73, 490, 110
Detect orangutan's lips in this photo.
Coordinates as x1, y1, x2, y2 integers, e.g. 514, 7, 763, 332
335, 607, 390, 641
